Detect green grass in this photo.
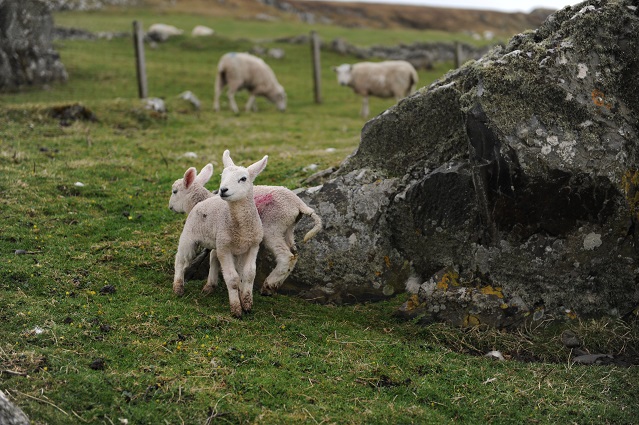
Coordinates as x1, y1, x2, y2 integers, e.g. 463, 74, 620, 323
1, 10, 638, 425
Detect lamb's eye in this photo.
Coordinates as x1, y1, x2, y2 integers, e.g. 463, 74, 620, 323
172, 189, 178, 194
239, 176, 247, 183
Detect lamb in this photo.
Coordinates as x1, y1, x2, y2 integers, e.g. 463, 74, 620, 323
332, 60, 418, 118
169, 163, 322, 295
213, 52, 287, 113
172, 150, 267, 317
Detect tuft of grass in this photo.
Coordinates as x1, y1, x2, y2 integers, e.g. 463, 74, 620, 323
0, 10, 637, 425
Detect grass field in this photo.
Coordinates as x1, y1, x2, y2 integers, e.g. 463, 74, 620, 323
0, 6, 638, 425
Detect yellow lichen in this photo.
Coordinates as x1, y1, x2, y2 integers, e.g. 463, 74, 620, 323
480, 285, 504, 299
463, 315, 480, 327
622, 170, 639, 220
436, 270, 460, 292
404, 294, 422, 311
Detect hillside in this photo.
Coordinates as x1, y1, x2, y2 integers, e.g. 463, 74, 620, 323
139, 0, 555, 37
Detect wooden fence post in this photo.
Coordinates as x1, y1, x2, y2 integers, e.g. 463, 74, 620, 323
310, 31, 322, 104
454, 41, 463, 68
133, 20, 148, 99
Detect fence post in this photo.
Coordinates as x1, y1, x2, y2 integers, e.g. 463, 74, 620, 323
133, 20, 148, 99
310, 31, 322, 104
454, 41, 463, 68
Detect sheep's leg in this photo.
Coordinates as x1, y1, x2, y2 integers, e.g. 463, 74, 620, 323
214, 71, 224, 112
227, 89, 240, 114
218, 251, 242, 317
260, 238, 297, 296
245, 94, 257, 112
173, 240, 198, 296
239, 244, 260, 312
201, 249, 219, 294
360, 95, 369, 119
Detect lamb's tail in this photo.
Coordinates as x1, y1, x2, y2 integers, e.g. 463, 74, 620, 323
299, 205, 322, 243
408, 67, 419, 94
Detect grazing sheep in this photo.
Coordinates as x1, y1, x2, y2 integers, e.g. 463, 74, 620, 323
191, 25, 214, 37
172, 150, 267, 317
332, 60, 418, 118
169, 163, 322, 295
214, 52, 287, 113
147, 23, 183, 42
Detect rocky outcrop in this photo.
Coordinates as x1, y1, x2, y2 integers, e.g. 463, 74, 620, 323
0, 0, 67, 91
288, 0, 639, 327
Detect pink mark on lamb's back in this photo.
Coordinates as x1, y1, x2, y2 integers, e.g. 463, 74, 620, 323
254, 192, 274, 216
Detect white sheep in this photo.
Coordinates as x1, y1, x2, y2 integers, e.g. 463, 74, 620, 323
213, 52, 287, 113
172, 150, 267, 317
332, 60, 418, 118
147, 23, 184, 42
169, 163, 322, 295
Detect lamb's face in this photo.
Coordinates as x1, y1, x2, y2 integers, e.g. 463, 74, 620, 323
333, 64, 353, 86
219, 166, 252, 202
168, 178, 188, 213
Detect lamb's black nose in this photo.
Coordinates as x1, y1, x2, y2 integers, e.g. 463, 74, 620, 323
220, 187, 228, 196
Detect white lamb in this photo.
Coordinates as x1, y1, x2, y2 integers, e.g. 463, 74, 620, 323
332, 60, 418, 118
172, 150, 267, 317
213, 52, 287, 113
169, 163, 322, 295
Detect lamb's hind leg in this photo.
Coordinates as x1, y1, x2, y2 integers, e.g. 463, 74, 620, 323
173, 240, 198, 296
201, 249, 219, 294
260, 236, 297, 296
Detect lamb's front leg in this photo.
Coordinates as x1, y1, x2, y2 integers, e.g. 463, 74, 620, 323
201, 249, 219, 295
239, 244, 260, 312
218, 251, 242, 317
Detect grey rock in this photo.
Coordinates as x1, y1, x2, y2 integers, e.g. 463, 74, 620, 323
0, 0, 68, 91
0, 390, 30, 425
573, 354, 614, 365
284, 0, 639, 325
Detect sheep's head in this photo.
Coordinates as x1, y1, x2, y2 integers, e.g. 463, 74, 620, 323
333, 64, 353, 86
169, 164, 213, 213
273, 85, 287, 112
219, 150, 268, 202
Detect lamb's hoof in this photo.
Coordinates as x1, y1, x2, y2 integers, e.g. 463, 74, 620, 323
230, 305, 243, 318
201, 284, 216, 295
260, 286, 274, 296
173, 283, 185, 296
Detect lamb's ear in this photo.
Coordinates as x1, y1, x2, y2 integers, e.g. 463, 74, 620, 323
183, 167, 197, 188
222, 150, 234, 168
247, 155, 268, 182
195, 163, 213, 185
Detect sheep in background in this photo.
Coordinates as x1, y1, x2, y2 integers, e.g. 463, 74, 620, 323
172, 151, 267, 317
147, 23, 183, 42
169, 163, 322, 295
332, 60, 418, 118
214, 52, 287, 113
191, 25, 214, 37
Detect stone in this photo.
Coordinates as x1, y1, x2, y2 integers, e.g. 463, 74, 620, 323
0, 390, 30, 425
285, 0, 639, 326
0, 0, 68, 91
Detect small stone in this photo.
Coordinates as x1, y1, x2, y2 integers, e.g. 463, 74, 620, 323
561, 330, 581, 348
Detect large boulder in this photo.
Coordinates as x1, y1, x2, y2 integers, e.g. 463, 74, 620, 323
288, 0, 639, 327
0, 0, 68, 91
